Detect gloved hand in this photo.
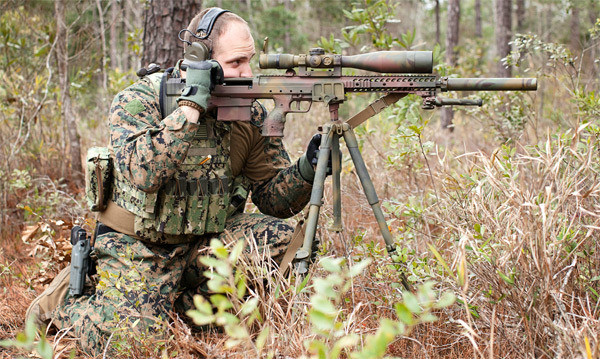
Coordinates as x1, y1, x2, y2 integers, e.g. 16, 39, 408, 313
177, 60, 224, 112
299, 133, 335, 182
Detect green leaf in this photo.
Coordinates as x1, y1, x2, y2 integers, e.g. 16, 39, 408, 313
256, 326, 270, 352
354, 319, 398, 358
200, 257, 231, 277
225, 338, 242, 349
427, 243, 453, 278
224, 324, 249, 339
229, 240, 245, 263
331, 334, 359, 358
348, 258, 372, 277
497, 270, 515, 285
210, 239, 228, 259
217, 312, 240, 326
210, 294, 233, 311
435, 291, 456, 308
241, 297, 259, 316
311, 295, 338, 315
313, 277, 340, 298
295, 272, 311, 294
320, 257, 344, 273
307, 339, 328, 359
309, 309, 336, 331
36, 336, 53, 359
394, 303, 413, 325
186, 309, 215, 326
403, 291, 421, 314
420, 313, 438, 323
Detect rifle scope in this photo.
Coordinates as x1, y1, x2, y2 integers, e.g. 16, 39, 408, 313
259, 49, 433, 74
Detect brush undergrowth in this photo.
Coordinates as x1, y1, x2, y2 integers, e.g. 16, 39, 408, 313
2, 2, 600, 359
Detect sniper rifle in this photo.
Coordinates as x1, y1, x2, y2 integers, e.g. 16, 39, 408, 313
170, 41, 538, 275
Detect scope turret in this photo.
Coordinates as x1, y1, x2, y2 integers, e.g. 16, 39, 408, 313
259, 50, 433, 74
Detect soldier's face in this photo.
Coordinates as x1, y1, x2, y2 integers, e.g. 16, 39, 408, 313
213, 22, 255, 78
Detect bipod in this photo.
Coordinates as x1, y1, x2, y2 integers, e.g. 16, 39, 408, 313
294, 98, 411, 290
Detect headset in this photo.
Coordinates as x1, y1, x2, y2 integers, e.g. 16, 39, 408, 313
178, 7, 231, 61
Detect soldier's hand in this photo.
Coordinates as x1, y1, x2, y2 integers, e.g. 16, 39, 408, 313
307, 133, 335, 175
299, 133, 337, 182
177, 60, 224, 112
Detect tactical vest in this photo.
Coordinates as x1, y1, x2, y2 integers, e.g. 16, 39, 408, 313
86, 70, 249, 244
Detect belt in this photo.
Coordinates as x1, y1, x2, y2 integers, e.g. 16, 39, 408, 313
95, 222, 117, 237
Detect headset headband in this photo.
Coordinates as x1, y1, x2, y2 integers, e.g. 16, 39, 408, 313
196, 8, 230, 39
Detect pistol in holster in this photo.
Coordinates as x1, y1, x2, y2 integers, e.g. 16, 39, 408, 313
69, 226, 94, 296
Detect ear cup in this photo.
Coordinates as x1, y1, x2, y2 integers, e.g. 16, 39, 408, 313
185, 42, 210, 62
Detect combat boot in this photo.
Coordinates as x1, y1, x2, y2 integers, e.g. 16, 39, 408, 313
25, 265, 70, 328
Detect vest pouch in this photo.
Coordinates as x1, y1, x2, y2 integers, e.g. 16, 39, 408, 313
85, 147, 112, 212
183, 178, 209, 235
228, 175, 250, 217
205, 176, 230, 233
154, 179, 187, 235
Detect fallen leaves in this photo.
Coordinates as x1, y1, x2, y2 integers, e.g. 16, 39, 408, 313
20, 219, 72, 288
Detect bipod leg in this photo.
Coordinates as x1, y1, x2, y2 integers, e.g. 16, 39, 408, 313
331, 128, 342, 232
342, 124, 412, 290
341, 124, 395, 253
295, 126, 334, 274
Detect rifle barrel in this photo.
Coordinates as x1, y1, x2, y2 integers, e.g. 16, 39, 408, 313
446, 78, 537, 91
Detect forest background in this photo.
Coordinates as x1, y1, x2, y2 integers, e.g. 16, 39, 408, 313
1, 0, 600, 358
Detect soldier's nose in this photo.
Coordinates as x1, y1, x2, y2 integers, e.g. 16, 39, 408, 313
240, 64, 252, 77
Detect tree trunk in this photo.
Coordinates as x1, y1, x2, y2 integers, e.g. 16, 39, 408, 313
441, 0, 460, 131
515, 0, 525, 32
435, 0, 440, 45
570, 5, 580, 53
109, 0, 121, 70
475, 0, 482, 38
590, 1, 599, 79
494, 0, 512, 77
141, 0, 201, 69
55, 0, 83, 185
284, 0, 291, 49
95, 0, 108, 91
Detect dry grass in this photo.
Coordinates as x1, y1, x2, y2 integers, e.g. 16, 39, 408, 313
2, 73, 600, 358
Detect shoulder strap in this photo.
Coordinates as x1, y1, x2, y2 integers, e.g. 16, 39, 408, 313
159, 67, 174, 119
150, 67, 186, 120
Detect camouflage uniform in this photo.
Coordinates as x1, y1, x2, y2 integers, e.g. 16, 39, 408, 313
53, 66, 312, 355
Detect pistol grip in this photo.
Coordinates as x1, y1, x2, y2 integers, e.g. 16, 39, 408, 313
262, 95, 292, 137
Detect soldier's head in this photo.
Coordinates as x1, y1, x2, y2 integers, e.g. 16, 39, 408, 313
184, 8, 255, 78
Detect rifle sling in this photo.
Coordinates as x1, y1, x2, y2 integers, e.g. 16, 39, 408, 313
279, 219, 306, 276
346, 93, 405, 129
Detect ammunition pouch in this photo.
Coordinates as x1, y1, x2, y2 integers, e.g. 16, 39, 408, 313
85, 147, 113, 212
111, 168, 236, 243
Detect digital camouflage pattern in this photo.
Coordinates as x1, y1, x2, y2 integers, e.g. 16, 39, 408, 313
53, 213, 294, 355
107, 73, 312, 242
85, 147, 112, 212
89, 71, 313, 244
54, 69, 313, 356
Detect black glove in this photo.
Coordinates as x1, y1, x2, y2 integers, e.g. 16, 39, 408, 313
178, 60, 224, 111
299, 133, 337, 182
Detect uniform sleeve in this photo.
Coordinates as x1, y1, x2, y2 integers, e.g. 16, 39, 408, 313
249, 137, 313, 218
108, 77, 199, 192
232, 102, 313, 219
